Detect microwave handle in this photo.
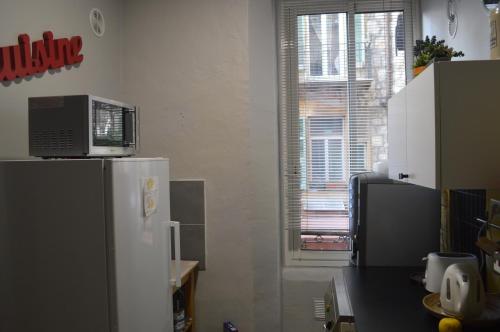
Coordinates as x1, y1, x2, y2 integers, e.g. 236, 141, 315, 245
170, 221, 182, 288
134, 106, 140, 153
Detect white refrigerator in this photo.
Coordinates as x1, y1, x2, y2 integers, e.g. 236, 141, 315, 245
0, 158, 178, 332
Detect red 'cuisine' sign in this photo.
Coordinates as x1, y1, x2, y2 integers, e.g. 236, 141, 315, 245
0, 31, 84, 81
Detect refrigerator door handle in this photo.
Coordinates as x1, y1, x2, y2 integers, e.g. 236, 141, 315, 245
169, 221, 182, 288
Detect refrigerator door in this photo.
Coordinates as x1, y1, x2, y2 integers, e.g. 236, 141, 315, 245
0, 160, 111, 332
105, 158, 172, 332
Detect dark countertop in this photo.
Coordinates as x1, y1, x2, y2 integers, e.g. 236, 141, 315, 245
343, 267, 498, 332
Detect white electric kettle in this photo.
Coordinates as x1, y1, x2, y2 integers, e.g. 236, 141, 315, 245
439, 263, 485, 320
424, 252, 478, 293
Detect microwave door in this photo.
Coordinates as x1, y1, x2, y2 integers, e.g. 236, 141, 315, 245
93, 101, 124, 147
88, 96, 137, 157
89, 99, 132, 156
123, 109, 136, 147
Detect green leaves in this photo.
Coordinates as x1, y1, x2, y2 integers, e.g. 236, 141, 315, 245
414, 52, 431, 67
413, 35, 464, 68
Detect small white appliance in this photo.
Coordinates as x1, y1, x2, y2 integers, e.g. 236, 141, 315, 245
423, 252, 478, 293
440, 263, 485, 319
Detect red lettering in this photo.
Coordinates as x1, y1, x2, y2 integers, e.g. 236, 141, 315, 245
54, 38, 73, 66
69, 36, 83, 64
51, 38, 65, 69
17, 34, 34, 77
42, 31, 60, 69
0, 31, 84, 81
10, 45, 25, 78
0, 47, 16, 81
32, 39, 49, 73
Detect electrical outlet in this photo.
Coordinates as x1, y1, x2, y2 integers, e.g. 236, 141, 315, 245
313, 298, 326, 321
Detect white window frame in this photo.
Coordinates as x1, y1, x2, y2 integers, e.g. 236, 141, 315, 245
301, 13, 348, 82
279, 0, 416, 267
309, 137, 344, 184
307, 116, 346, 188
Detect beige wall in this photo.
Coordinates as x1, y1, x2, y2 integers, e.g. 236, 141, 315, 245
0, 0, 123, 158
248, 0, 281, 330
121, 0, 281, 331
421, 0, 490, 60
0, 0, 283, 330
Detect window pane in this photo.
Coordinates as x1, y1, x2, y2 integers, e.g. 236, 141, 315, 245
350, 143, 367, 174
327, 14, 340, 75
309, 15, 323, 76
311, 139, 326, 189
352, 12, 406, 172
310, 117, 343, 137
328, 139, 343, 181
355, 12, 406, 92
299, 118, 306, 190
354, 15, 365, 67
297, 12, 349, 252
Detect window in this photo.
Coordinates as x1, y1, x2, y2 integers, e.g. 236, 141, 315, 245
308, 117, 345, 189
298, 13, 347, 80
279, 0, 415, 265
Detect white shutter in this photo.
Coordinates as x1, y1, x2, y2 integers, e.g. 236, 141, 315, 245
279, 0, 417, 263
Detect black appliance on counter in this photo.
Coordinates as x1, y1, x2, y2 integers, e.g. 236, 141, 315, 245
349, 172, 441, 267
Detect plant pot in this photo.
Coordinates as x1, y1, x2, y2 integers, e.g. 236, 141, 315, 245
413, 66, 426, 77
428, 57, 451, 66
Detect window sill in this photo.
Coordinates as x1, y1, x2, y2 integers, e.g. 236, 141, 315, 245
285, 250, 351, 267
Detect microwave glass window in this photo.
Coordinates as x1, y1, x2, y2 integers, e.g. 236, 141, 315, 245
93, 101, 125, 146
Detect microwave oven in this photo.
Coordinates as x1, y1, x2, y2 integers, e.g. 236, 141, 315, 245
29, 95, 138, 158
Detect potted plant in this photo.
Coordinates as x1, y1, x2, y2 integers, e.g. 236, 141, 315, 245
413, 36, 464, 76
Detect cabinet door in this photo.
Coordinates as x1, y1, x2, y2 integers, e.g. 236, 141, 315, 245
438, 60, 500, 189
406, 65, 438, 188
388, 88, 407, 182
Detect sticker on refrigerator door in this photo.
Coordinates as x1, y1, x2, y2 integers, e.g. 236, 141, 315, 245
144, 193, 158, 216
142, 176, 159, 217
141, 176, 159, 244
142, 217, 153, 244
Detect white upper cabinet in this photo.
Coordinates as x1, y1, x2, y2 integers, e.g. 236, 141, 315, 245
406, 65, 437, 189
388, 86, 407, 182
388, 60, 500, 189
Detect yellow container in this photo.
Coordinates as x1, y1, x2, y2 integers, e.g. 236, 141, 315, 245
490, 10, 500, 59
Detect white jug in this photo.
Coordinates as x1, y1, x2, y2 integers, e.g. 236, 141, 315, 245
424, 252, 478, 293
440, 263, 485, 320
